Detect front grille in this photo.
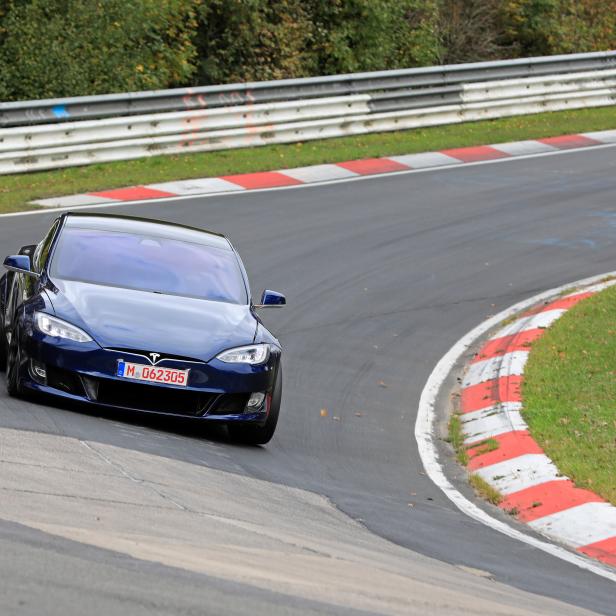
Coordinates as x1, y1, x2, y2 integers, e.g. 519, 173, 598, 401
96, 379, 217, 416
46, 367, 252, 417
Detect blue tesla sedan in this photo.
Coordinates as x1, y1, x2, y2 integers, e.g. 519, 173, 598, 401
0, 213, 285, 444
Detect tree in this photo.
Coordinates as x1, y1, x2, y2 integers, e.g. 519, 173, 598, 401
501, 0, 616, 56
437, 0, 513, 64
0, 0, 613, 101
303, 0, 439, 75
194, 0, 313, 84
193, 0, 440, 85
0, 0, 199, 101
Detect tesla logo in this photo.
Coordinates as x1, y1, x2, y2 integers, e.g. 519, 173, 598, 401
149, 353, 161, 364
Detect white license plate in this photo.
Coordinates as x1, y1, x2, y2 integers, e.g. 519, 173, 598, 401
116, 361, 189, 387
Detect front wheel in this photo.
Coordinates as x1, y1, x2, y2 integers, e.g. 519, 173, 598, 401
0, 327, 6, 372
6, 325, 24, 397
228, 367, 282, 445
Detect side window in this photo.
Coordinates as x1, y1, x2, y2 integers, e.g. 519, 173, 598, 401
33, 221, 60, 273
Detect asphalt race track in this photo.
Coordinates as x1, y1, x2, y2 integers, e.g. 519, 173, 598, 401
1, 147, 616, 614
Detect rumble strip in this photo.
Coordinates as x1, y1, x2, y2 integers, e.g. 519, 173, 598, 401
459, 281, 616, 568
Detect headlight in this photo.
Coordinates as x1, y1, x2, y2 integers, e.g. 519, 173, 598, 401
216, 344, 270, 365
35, 312, 93, 343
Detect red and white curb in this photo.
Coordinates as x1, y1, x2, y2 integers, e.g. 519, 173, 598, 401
459, 280, 616, 568
415, 272, 616, 582
32, 129, 616, 208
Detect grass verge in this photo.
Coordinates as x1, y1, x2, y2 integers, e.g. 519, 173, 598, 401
523, 284, 616, 506
447, 412, 503, 506
447, 412, 469, 465
469, 474, 503, 507
0, 105, 615, 214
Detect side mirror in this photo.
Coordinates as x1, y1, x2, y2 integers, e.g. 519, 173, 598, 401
3, 255, 39, 278
254, 289, 286, 308
18, 244, 37, 258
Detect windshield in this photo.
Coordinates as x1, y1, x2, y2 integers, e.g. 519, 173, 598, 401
50, 226, 247, 304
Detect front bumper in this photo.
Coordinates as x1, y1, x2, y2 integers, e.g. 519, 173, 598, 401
22, 331, 279, 422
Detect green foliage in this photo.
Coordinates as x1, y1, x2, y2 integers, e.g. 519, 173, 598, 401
194, 0, 313, 83
0, 0, 613, 100
437, 0, 616, 64
501, 0, 616, 56
391, 1, 441, 68
302, 0, 439, 75
437, 0, 513, 63
193, 0, 439, 85
0, 0, 198, 101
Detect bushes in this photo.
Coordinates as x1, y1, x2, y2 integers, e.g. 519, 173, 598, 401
194, 0, 313, 83
300, 0, 439, 75
0, 0, 198, 101
501, 0, 616, 57
0, 0, 440, 99
437, 0, 512, 64
0, 0, 613, 101
193, 0, 440, 84
437, 0, 616, 65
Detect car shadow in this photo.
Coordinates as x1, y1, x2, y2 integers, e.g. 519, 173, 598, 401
24, 389, 270, 452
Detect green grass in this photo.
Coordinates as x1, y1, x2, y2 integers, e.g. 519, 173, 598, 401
448, 411, 503, 506
0, 105, 615, 214
523, 284, 616, 505
469, 438, 500, 457
469, 474, 503, 506
447, 412, 469, 466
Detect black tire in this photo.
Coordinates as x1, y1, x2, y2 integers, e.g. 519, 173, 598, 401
0, 328, 6, 372
229, 367, 282, 445
6, 324, 24, 397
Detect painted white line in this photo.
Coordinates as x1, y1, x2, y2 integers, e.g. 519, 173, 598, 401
474, 454, 566, 495
491, 141, 558, 156
528, 502, 616, 547
388, 152, 462, 168
5, 140, 616, 219
575, 281, 616, 295
492, 309, 566, 339
281, 164, 359, 183
34, 194, 116, 208
414, 269, 616, 582
462, 351, 529, 388
461, 404, 527, 445
582, 129, 616, 143
147, 177, 245, 195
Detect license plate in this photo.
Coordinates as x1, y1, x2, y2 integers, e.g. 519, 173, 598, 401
116, 361, 189, 387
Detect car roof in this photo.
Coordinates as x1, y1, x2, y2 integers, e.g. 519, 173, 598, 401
61, 213, 231, 251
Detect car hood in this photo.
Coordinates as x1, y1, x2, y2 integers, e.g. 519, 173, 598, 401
47, 279, 257, 361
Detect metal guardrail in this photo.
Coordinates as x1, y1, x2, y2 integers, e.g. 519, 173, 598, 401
0, 51, 615, 174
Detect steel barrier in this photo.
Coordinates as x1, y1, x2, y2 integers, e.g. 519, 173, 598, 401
0, 52, 615, 174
